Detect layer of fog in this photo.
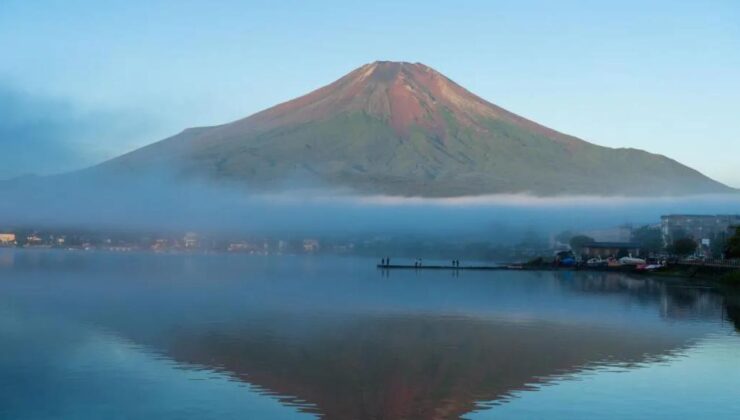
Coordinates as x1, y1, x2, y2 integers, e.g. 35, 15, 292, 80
1, 169, 738, 243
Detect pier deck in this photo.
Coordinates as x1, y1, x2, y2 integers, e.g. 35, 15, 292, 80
377, 264, 516, 271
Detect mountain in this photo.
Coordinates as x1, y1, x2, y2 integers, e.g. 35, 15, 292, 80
100, 61, 731, 197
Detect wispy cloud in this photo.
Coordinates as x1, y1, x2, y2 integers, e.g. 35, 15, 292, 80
0, 84, 155, 179
257, 188, 740, 209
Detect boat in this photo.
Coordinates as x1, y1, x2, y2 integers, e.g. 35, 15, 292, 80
559, 257, 576, 267
619, 256, 647, 266
607, 257, 623, 267
554, 250, 576, 267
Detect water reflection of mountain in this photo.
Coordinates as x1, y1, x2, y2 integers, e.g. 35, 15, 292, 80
2, 251, 739, 419
129, 272, 738, 418
140, 314, 693, 419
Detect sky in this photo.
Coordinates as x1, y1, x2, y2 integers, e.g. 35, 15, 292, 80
1, 0, 739, 186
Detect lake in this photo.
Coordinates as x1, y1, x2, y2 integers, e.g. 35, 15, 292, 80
1, 249, 739, 419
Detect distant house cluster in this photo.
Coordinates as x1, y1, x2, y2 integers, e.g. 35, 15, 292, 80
2, 214, 739, 261
564, 214, 740, 260
0, 229, 328, 256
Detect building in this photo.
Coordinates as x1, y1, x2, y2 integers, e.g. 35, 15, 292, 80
302, 239, 320, 253
0, 233, 16, 245
661, 214, 740, 249
227, 241, 257, 253
183, 232, 198, 249
25, 234, 43, 245
582, 242, 642, 258
151, 239, 170, 252
277, 240, 288, 254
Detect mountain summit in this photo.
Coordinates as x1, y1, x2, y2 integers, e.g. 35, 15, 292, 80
104, 61, 730, 196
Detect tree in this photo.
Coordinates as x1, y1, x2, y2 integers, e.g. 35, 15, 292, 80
710, 231, 729, 258
669, 237, 698, 257
569, 235, 595, 254
668, 227, 689, 243
726, 227, 740, 259
631, 225, 664, 255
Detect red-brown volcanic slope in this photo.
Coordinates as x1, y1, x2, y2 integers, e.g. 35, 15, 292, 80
224, 61, 580, 145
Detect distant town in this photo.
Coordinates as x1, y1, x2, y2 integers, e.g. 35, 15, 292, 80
2, 214, 739, 262
0, 229, 328, 256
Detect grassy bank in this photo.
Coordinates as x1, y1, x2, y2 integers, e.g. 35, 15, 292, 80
720, 271, 740, 285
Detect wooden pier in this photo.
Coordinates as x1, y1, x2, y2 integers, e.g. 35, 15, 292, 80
377, 264, 518, 271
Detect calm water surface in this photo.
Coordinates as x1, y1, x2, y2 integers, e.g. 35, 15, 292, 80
1, 249, 739, 419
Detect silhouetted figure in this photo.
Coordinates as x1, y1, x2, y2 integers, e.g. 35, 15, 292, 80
387, 257, 390, 266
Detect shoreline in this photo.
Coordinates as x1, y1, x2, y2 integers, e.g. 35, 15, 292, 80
377, 261, 740, 284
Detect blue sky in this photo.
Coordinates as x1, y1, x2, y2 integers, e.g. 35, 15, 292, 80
1, 0, 738, 186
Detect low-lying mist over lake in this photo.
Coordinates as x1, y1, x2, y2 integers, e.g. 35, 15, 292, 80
2, 170, 738, 240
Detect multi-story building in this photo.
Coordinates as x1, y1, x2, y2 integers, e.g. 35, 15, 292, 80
661, 215, 740, 254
